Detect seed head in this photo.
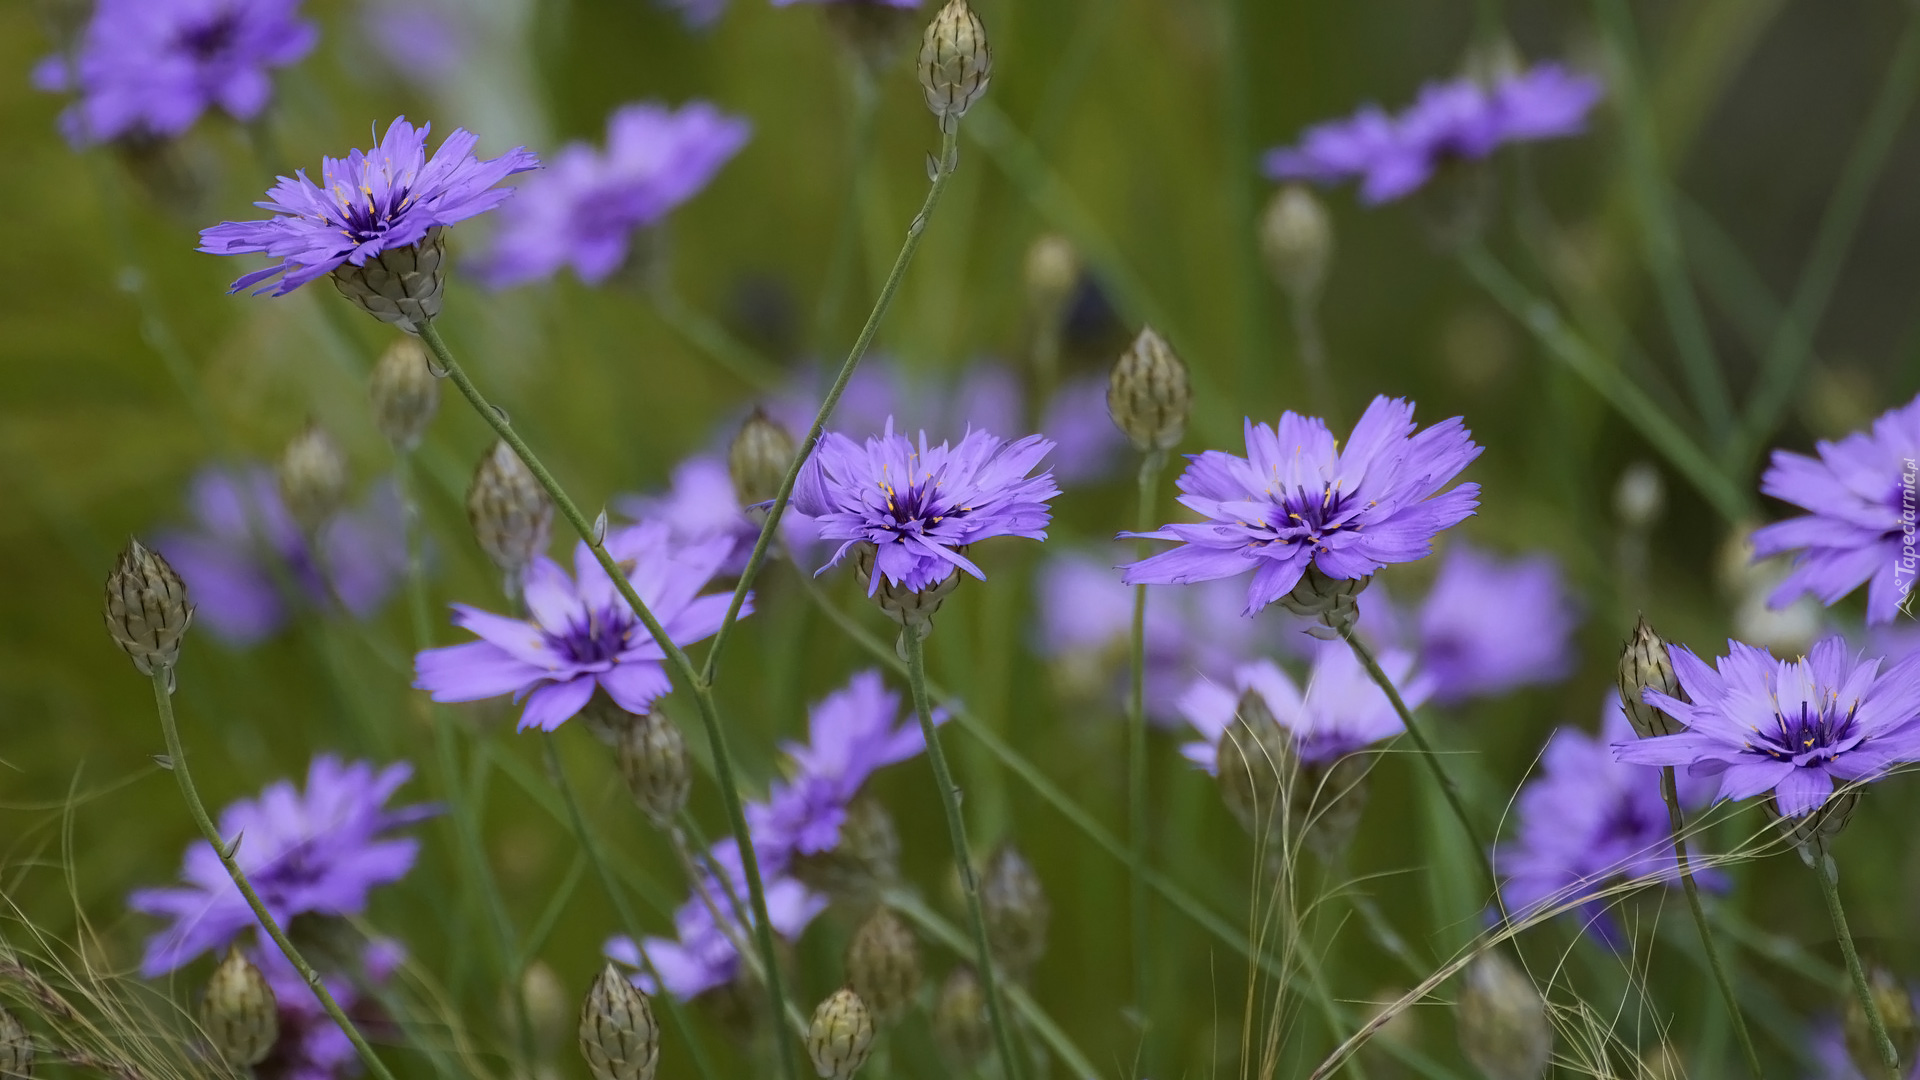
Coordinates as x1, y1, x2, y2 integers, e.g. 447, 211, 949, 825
199, 946, 278, 1068
1617, 617, 1686, 739
932, 966, 990, 1067
1216, 690, 1298, 836
806, 988, 876, 1080
1277, 564, 1370, 632
1107, 327, 1192, 453
1845, 965, 1918, 1076
981, 843, 1048, 980
331, 226, 447, 333
917, 0, 991, 131
615, 710, 692, 830
468, 440, 554, 588
578, 963, 659, 1080
369, 336, 441, 452
729, 408, 796, 509
1455, 952, 1551, 1080
1260, 184, 1334, 303
1023, 234, 1080, 321
103, 538, 194, 682
855, 542, 963, 638
846, 907, 922, 1025
278, 423, 349, 530
0, 1004, 31, 1080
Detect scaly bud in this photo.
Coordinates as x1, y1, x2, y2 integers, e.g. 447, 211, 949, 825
1768, 788, 1861, 864
1277, 564, 1369, 632
0, 1004, 31, 1080
200, 946, 278, 1068
1845, 966, 1919, 1077
278, 424, 348, 530
579, 963, 659, 1080
369, 336, 441, 452
1260, 185, 1334, 303
616, 710, 692, 829
1024, 234, 1080, 321
1216, 690, 1297, 836
1456, 952, 1551, 1080
981, 843, 1048, 980
917, 0, 991, 131
807, 988, 875, 1080
331, 226, 447, 333
1613, 462, 1665, 531
855, 542, 962, 638
103, 538, 193, 682
468, 440, 554, 588
1617, 616, 1686, 739
1300, 754, 1371, 862
1107, 327, 1192, 453
794, 796, 901, 900
932, 966, 990, 1067
846, 908, 922, 1025
729, 408, 796, 509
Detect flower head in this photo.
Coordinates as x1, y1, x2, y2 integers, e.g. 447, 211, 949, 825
129, 757, 431, 977
1121, 396, 1481, 616
1614, 636, 1920, 817
1177, 642, 1429, 772
199, 116, 537, 296
34, 0, 317, 146
254, 940, 403, 1080
413, 523, 745, 731
1417, 542, 1580, 704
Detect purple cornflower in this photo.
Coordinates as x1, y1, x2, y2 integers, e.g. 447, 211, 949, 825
1265, 63, 1603, 204
613, 453, 819, 574
199, 116, 537, 296
1753, 393, 1920, 625
413, 523, 744, 731
1498, 698, 1717, 944
254, 940, 403, 1080
1121, 397, 1482, 616
794, 423, 1059, 595
1176, 641, 1430, 772
1040, 372, 1130, 486
129, 757, 431, 978
33, 0, 317, 147
475, 102, 750, 288
1417, 542, 1580, 704
154, 465, 405, 645
1614, 636, 1920, 817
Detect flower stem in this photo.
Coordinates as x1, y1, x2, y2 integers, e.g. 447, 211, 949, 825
415, 319, 798, 1080
902, 623, 1025, 1080
1125, 448, 1166, 1012
1660, 766, 1763, 1080
1813, 844, 1901, 1076
147, 665, 400, 1080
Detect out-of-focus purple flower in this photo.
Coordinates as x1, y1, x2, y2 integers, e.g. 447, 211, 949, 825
154, 466, 405, 646
1417, 542, 1580, 704
794, 424, 1059, 594
1805, 998, 1920, 1080
475, 102, 749, 288
128, 757, 431, 978
1614, 636, 1920, 817
359, 1, 466, 83
414, 523, 745, 731
1265, 63, 1603, 204
1499, 699, 1718, 945
1176, 641, 1430, 772
1753, 394, 1920, 625
200, 117, 537, 296
1121, 397, 1481, 616
254, 940, 402, 1080
612, 453, 819, 574
33, 0, 317, 147
1040, 372, 1128, 486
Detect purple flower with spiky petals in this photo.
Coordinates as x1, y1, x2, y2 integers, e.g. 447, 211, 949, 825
129, 757, 432, 977
413, 523, 746, 731
475, 101, 749, 288
1753, 393, 1920, 625
199, 116, 537, 296
1614, 636, 1920, 817
1177, 641, 1430, 772
1417, 542, 1580, 704
255, 940, 403, 1080
33, 0, 317, 147
1121, 396, 1482, 616
794, 423, 1059, 594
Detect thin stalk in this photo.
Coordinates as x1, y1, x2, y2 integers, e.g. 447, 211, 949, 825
1661, 766, 1763, 1079
1125, 448, 1167, 1011
902, 623, 1025, 1080
1289, 293, 1337, 424
148, 666, 400, 1080
1813, 846, 1900, 1076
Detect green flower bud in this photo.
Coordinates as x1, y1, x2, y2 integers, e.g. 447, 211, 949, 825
806, 988, 875, 1080
917, 0, 991, 131
793, 796, 900, 901
1300, 754, 1371, 862
1107, 327, 1191, 453
1277, 564, 1369, 631
1845, 966, 1918, 1077
103, 538, 194, 683
1216, 690, 1297, 837
278, 423, 349, 530
1456, 952, 1551, 1080
1618, 616, 1686, 738
728, 408, 796, 509
855, 542, 962, 638
468, 440, 554, 589
616, 710, 692, 830
578, 963, 659, 1080
1768, 788, 1861, 864
200, 946, 278, 1068
932, 966, 990, 1068
0, 1004, 32, 1080
1260, 185, 1334, 303
846, 908, 921, 1026
369, 336, 441, 452
981, 843, 1048, 981
331, 226, 446, 333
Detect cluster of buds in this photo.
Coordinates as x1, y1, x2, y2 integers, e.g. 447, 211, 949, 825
845, 907, 922, 1026
980, 843, 1048, 981
1455, 952, 1551, 1080
917, 0, 991, 132
103, 539, 194, 685
806, 988, 875, 1080
855, 543, 962, 640
728, 408, 796, 509
1259, 185, 1334, 305
614, 709, 692, 830
793, 797, 900, 901
1844, 965, 1919, 1076
1215, 690, 1298, 837
1107, 327, 1191, 454
468, 440, 554, 592
278, 423, 349, 531
369, 336, 442, 452
932, 966, 990, 1067
0, 1004, 31, 1080
332, 225, 447, 333
578, 964, 659, 1080
200, 947, 278, 1068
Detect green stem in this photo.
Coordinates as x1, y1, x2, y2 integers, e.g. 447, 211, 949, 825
901, 623, 1025, 1080
1813, 845, 1901, 1076
148, 666, 400, 1080
1661, 766, 1763, 1079
1289, 293, 1337, 425
1125, 449, 1167, 1012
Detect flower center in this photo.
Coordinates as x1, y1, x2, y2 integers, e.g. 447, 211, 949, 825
1751, 699, 1858, 764
549, 605, 635, 666
177, 12, 241, 62
875, 467, 966, 541
1247, 482, 1364, 549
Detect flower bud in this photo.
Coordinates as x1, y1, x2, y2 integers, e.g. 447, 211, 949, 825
468, 440, 554, 588
729, 408, 796, 509
616, 710, 691, 830
1107, 327, 1192, 453
331, 226, 447, 333
1455, 952, 1551, 1080
1278, 564, 1370, 632
103, 538, 193, 682
932, 966, 990, 1067
1768, 788, 1861, 864
1216, 691, 1297, 836
793, 796, 901, 900
855, 542, 962, 637
579, 963, 659, 1080
1300, 754, 1371, 862
846, 908, 922, 1025
1024, 234, 1080, 321
1260, 185, 1334, 303
200, 946, 278, 1068
807, 988, 875, 1080
0, 1004, 31, 1080
278, 423, 349, 530
369, 336, 441, 452
1617, 616, 1686, 739
1845, 966, 1918, 1076
917, 0, 991, 131
1613, 462, 1665, 531
981, 843, 1048, 981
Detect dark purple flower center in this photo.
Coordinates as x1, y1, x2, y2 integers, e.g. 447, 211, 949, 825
548, 605, 636, 667
335, 185, 412, 243
1249, 484, 1365, 550
1750, 699, 1858, 764
177, 13, 241, 62
875, 471, 968, 540
1595, 797, 1659, 846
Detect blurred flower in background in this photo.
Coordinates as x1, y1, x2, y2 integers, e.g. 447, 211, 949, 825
254, 940, 404, 1080
358, 0, 467, 85
1176, 641, 1428, 773
1414, 541, 1580, 704
615, 453, 819, 573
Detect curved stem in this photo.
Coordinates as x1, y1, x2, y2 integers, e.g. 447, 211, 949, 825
1661, 766, 1764, 1079
1125, 449, 1167, 1011
1813, 846, 1900, 1076
902, 623, 1026, 1080
148, 666, 400, 1080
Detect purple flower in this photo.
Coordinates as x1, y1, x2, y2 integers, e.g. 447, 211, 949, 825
254, 940, 402, 1080
1417, 542, 1580, 704
413, 523, 745, 731
1176, 641, 1430, 771
1265, 63, 1603, 204
475, 102, 750, 288
1614, 636, 1920, 817
153, 465, 405, 646
1753, 394, 1920, 625
794, 424, 1059, 594
612, 453, 819, 573
359, 1, 466, 83
1120, 397, 1482, 616
199, 116, 537, 296
33, 0, 317, 146
128, 757, 431, 977
1039, 372, 1129, 486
